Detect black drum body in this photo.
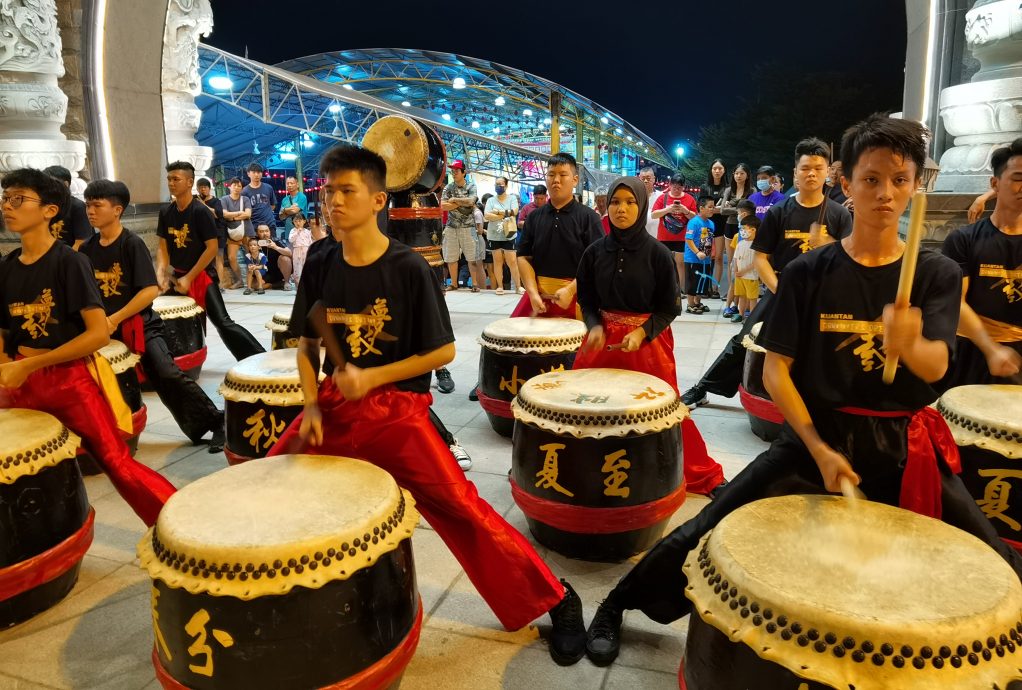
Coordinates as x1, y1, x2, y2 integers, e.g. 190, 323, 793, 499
740, 347, 782, 442
152, 539, 418, 690
270, 330, 299, 351
511, 421, 683, 562
223, 399, 303, 465
157, 312, 207, 382
956, 444, 1022, 553
0, 459, 90, 627
478, 349, 576, 438
388, 191, 443, 273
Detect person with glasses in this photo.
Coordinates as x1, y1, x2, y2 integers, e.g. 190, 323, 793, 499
0, 169, 176, 526
514, 153, 603, 319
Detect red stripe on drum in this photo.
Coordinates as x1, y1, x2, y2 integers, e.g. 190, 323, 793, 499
223, 446, 253, 466
389, 207, 444, 220
509, 479, 687, 534
476, 389, 513, 418
0, 508, 95, 601
738, 385, 785, 425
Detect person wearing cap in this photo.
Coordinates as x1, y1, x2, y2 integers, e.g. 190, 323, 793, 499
241, 163, 278, 238
440, 160, 485, 292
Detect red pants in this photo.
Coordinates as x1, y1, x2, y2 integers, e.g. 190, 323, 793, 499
0, 359, 176, 526
510, 276, 581, 320
573, 311, 725, 495
269, 379, 564, 631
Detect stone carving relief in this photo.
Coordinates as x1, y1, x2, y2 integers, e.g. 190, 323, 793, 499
162, 0, 213, 96
0, 0, 63, 76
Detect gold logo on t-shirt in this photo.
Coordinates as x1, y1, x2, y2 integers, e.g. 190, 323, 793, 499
49, 220, 64, 241
784, 229, 814, 253
822, 316, 887, 373
325, 298, 397, 358
168, 224, 190, 249
94, 262, 123, 298
979, 263, 1022, 303
9, 289, 56, 339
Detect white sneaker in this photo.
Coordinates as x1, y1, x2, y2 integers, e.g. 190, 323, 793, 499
517, 286, 526, 294
450, 440, 472, 471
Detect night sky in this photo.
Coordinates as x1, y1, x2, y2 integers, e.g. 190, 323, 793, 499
206, 0, 908, 151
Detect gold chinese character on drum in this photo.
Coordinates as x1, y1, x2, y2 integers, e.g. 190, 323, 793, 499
681, 495, 1022, 689
138, 454, 421, 690
510, 368, 688, 562
263, 311, 299, 351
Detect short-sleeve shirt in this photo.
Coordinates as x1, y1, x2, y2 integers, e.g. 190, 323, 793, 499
50, 197, 93, 247
759, 242, 961, 411
156, 198, 218, 276
517, 199, 604, 280
652, 193, 697, 241
942, 218, 1022, 326
220, 194, 253, 237
644, 190, 663, 237
290, 239, 454, 392
0, 241, 103, 357
748, 190, 786, 219
258, 237, 289, 283
79, 229, 157, 319
485, 195, 519, 241
751, 196, 853, 274
441, 181, 478, 230
244, 252, 268, 274
280, 192, 309, 233
684, 216, 715, 263
241, 183, 278, 228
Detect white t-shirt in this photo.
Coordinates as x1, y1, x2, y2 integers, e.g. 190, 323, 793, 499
732, 237, 759, 281
645, 189, 662, 238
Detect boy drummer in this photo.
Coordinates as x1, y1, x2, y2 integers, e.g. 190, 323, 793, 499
80, 180, 226, 452
583, 114, 1022, 666
270, 144, 588, 665
0, 169, 175, 526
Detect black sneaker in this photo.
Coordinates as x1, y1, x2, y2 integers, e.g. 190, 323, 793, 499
435, 368, 455, 394
681, 386, 709, 409
207, 414, 226, 454
468, 382, 479, 402
585, 597, 624, 666
548, 580, 586, 666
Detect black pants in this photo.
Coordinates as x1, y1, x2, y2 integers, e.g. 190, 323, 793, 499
608, 414, 1022, 625
694, 290, 774, 397
429, 408, 455, 446
138, 318, 223, 443
203, 283, 264, 361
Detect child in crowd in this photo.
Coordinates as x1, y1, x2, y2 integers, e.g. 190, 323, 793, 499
308, 214, 327, 243
243, 237, 268, 295
288, 212, 313, 286
730, 215, 761, 323
684, 197, 716, 314
723, 199, 756, 318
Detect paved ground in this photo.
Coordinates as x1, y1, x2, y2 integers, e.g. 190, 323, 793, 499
0, 288, 766, 690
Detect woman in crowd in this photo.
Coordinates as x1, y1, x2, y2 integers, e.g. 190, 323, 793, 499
700, 159, 728, 297
717, 162, 756, 318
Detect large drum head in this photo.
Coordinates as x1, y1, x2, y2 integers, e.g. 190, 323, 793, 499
479, 317, 587, 354
152, 295, 203, 319
363, 115, 434, 193
220, 349, 321, 405
685, 495, 1022, 689
0, 409, 81, 484
97, 339, 141, 374
938, 385, 1022, 459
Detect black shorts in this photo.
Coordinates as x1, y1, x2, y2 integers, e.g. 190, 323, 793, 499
711, 214, 726, 238
661, 240, 686, 253
487, 239, 515, 251
723, 223, 739, 240
684, 261, 708, 296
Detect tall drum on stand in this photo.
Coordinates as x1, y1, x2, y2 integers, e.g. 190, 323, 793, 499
0, 409, 93, 628
738, 322, 783, 442
150, 295, 207, 381
362, 114, 447, 275
264, 311, 299, 351
140, 454, 422, 690
681, 495, 1022, 689
510, 369, 687, 562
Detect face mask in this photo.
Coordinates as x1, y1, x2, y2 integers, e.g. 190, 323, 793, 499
756, 179, 771, 192
825, 177, 832, 185
495, 185, 506, 195
740, 229, 752, 240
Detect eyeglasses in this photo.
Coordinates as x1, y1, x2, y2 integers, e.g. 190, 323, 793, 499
1, 193, 43, 208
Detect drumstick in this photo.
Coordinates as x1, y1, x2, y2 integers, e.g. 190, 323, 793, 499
607, 343, 627, 351
839, 476, 866, 501
882, 191, 928, 384
307, 300, 347, 370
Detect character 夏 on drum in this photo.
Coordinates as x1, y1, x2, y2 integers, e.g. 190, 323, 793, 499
0, 168, 176, 526
268, 143, 589, 666
583, 114, 1022, 667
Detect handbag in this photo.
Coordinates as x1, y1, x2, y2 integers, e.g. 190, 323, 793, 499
226, 196, 249, 241
502, 215, 518, 240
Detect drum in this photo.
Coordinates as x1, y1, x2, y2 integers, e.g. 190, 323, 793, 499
387, 190, 444, 270
139, 454, 421, 690
77, 340, 147, 476
937, 385, 1022, 553
0, 409, 93, 628
477, 317, 587, 437
738, 322, 783, 442
219, 350, 319, 466
362, 114, 447, 194
264, 311, 299, 351
510, 368, 687, 561
681, 495, 1022, 689
151, 295, 207, 381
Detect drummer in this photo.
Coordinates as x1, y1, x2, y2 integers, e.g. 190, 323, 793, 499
583, 114, 1022, 666
269, 143, 587, 664
0, 168, 176, 526
515, 153, 603, 319
573, 176, 726, 497
941, 138, 1022, 386
80, 179, 226, 452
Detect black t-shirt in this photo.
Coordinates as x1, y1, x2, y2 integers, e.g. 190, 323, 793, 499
201, 196, 227, 236
826, 183, 848, 206
51, 197, 93, 247
291, 239, 454, 392
0, 241, 104, 357
517, 199, 603, 279
156, 198, 218, 276
79, 229, 157, 319
942, 218, 1022, 326
752, 196, 853, 274
259, 237, 288, 283
760, 242, 961, 411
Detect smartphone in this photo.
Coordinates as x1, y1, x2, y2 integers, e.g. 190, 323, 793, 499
257, 239, 269, 247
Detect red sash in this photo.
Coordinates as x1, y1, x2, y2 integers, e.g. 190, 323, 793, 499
838, 406, 961, 519
118, 313, 146, 355
173, 270, 212, 311
573, 310, 678, 394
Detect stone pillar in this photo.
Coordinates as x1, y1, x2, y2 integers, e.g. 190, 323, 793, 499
0, 1, 86, 176
162, 0, 213, 177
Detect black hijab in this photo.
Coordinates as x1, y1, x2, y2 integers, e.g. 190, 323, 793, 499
606, 176, 650, 252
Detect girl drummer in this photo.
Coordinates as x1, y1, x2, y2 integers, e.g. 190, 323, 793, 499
573, 177, 726, 497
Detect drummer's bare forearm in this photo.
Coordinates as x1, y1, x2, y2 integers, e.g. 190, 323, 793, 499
364, 342, 455, 390
20, 308, 109, 372
754, 252, 778, 293
895, 334, 949, 383
958, 280, 999, 356
518, 257, 539, 294
763, 351, 828, 457
110, 286, 159, 327
297, 337, 322, 409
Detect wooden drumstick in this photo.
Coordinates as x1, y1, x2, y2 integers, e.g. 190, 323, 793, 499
606, 343, 626, 351
308, 300, 347, 370
882, 191, 928, 385
839, 475, 866, 501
